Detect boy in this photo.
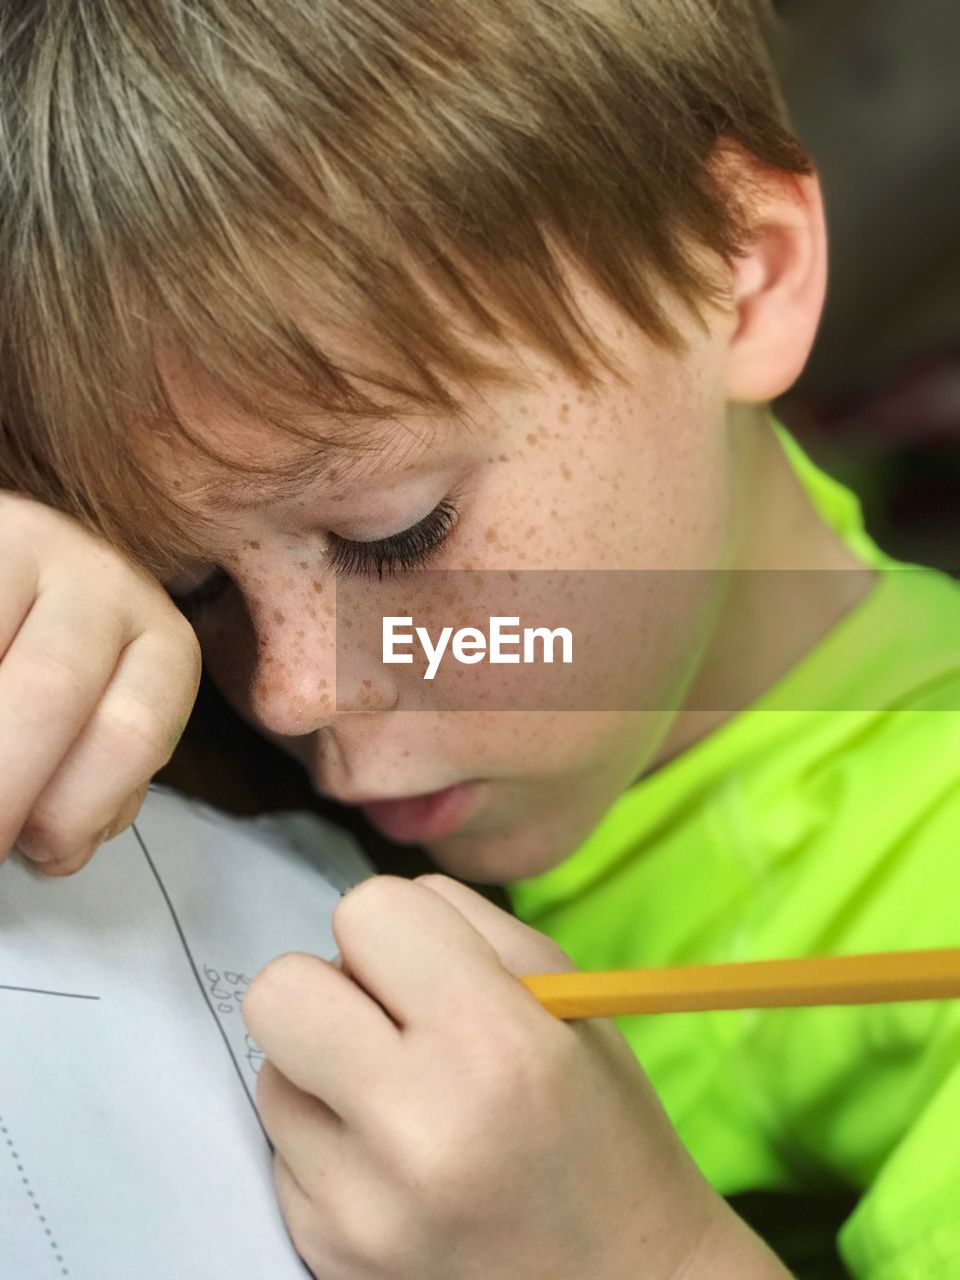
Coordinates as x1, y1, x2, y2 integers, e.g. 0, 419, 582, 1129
2, 1, 959, 1276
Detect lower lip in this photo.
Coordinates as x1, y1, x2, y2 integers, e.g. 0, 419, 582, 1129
361, 782, 479, 844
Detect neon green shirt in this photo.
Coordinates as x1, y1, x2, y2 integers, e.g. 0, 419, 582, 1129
507, 437, 960, 1279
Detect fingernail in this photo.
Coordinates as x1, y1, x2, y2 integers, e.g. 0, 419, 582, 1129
13, 841, 55, 865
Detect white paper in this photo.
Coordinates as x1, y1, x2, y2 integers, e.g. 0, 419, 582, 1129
0, 786, 373, 1280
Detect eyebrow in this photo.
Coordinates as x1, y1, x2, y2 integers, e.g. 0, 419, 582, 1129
184, 419, 438, 513
191, 449, 364, 512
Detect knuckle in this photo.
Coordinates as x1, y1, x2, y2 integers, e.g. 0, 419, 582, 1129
0, 522, 34, 574
459, 1020, 564, 1122
84, 547, 128, 593
521, 1032, 583, 1127
386, 1111, 486, 1221
324, 1195, 409, 1270
243, 952, 314, 1031
164, 610, 203, 682
334, 875, 401, 934
531, 932, 575, 971
97, 701, 176, 768
0, 493, 59, 543
19, 647, 88, 709
381, 1058, 536, 1194
404, 1117, 466, 1184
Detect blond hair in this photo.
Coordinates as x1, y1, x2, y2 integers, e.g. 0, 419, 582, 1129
0, 0, 808, 574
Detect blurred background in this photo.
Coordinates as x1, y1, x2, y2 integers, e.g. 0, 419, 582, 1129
773, 0, 960, 572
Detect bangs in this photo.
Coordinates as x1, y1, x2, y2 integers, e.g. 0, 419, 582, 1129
1, 0, 808, 574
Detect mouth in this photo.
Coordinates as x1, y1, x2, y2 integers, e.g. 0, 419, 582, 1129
326, 781, 482, 844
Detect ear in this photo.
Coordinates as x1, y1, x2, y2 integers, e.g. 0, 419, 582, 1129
723, 164, 828, 404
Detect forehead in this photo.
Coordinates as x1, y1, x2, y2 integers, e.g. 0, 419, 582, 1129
140, 263, 703, 524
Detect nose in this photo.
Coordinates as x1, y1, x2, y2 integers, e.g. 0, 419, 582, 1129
240, 569, 397, 737
244, 576, 337, 736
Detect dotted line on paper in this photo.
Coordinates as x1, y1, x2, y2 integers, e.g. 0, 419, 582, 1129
0, 1112, 70, 1277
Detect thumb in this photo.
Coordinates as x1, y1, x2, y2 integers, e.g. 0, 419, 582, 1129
414, 873, 576, 977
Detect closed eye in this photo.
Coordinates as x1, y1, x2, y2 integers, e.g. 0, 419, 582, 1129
169, 497, 460, 620
328, 498, 459, 578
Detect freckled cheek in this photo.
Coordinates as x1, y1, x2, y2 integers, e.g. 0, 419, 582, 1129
478, 401, 654, 569
469, 461, 579, 570
406, 710, 626, 780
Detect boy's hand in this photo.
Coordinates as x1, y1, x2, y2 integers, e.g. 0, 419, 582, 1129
0, 494, 201, 874
244, 876, 790, 1280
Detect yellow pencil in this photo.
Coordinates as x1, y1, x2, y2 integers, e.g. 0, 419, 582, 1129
521, 948, 960, 1019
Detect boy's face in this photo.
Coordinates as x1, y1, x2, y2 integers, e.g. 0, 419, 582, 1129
156, 272, 741, 882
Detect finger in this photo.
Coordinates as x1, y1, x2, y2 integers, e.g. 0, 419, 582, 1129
274, 1139, 406, 1279
17, 625, 198, 869
28, 782, 149, 878
103, 780, 152, 841
0, 590, 128, 860
273, 1151, 314, 1243
0, 553, 39, 659
415, 874, 576, 977
242, 951, 399, 1121
256, 1060, 343, 1179
272, 1153, 346, 1280
417, 877, 631, 1049
332, 876, 548, 1030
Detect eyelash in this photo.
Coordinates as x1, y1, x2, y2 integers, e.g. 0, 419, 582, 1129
328, 498, 459, 579
171, 498, 460, 618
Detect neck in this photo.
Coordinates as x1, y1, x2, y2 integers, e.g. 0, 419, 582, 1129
653, 407, 875, 766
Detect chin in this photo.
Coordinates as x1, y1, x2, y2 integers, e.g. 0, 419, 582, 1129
428, 825, 573, 886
